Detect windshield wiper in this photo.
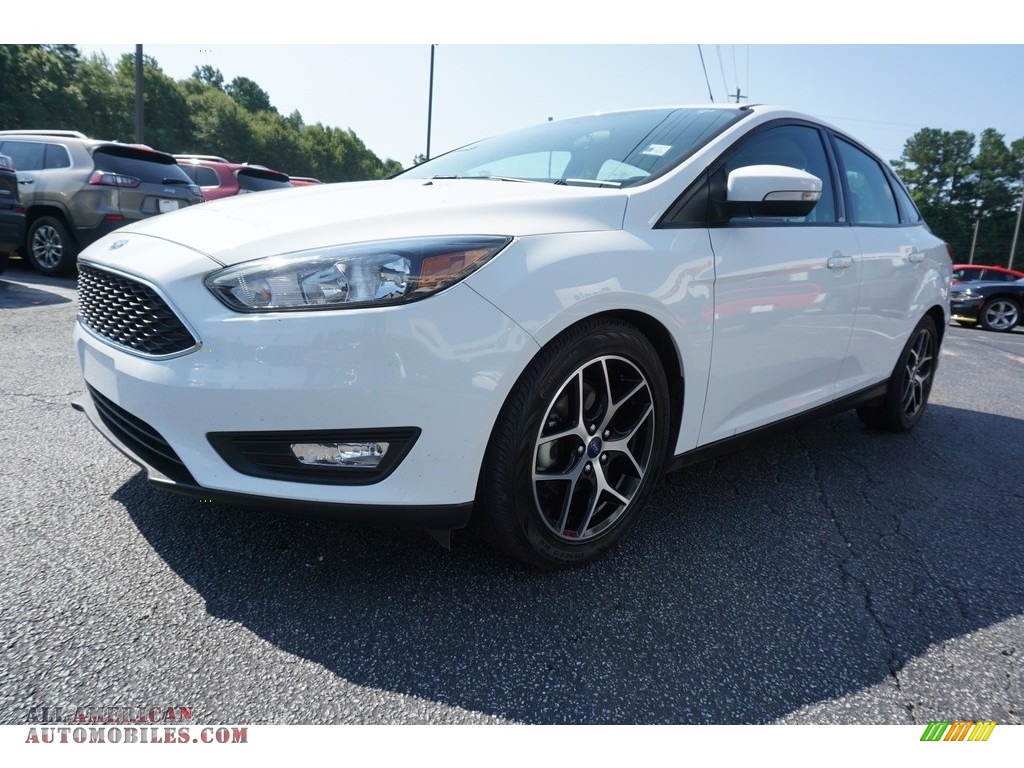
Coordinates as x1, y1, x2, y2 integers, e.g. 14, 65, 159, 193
429, 175, 539, 184
553, 178, 623, 188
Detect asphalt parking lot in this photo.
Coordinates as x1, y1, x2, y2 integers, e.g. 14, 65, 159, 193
1, 258, 1021, 726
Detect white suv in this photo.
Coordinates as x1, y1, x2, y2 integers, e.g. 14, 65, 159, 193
72, 105, 951, 569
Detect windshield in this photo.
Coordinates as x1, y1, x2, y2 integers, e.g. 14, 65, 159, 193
399, 107, 747, 187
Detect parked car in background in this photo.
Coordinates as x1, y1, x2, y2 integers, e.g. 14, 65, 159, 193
950, 277, 1024, 332
952, 263, 1024, 283
174, 156, 292, 200
0, 153, 26, 275
0, 130, 203, 276
73, 105, 951, 569
289, 176, 323, 187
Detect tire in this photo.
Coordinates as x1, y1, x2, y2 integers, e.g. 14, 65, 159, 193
978, 298, 1020, 332
478, 318, 671, 569
27, 216, 78, 276
856, 315, 938, 432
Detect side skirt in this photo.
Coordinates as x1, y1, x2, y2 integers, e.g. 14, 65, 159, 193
666, 381, 888, 473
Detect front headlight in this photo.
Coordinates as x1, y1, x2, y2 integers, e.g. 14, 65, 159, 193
205, 235, 512, 312
950, 289, 983, 303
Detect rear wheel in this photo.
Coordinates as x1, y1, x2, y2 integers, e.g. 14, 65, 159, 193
479, 319, 671, 569
857, 315, 938, 432
978, 298, 1020, 332
27, 216, 78, 276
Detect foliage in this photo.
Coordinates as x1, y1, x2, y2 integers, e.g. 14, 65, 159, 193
893, 128, 1023, 266
0, 44, 401, 183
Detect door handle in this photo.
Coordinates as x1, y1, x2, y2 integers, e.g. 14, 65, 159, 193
827, 253, 853, 269
18, 178, 35, 185
908, 248, 925, 263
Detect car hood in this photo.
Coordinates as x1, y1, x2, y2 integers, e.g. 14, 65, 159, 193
117, 178, 628, 266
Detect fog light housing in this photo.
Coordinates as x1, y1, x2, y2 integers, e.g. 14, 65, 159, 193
208, 428, 420, 485
290, 441, 389, 468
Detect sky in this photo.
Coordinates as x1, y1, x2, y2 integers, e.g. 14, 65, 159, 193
65, 43, 1024, 171
6, 6, 1024, 170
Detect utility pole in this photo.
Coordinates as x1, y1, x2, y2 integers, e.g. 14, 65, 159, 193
1009, 185, 1024, 270
134, 45, 144, 145
968, 209, 981, 264
426, 45, 435, 161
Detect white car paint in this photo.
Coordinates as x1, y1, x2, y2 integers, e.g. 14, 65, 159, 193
72, 104, 951, 564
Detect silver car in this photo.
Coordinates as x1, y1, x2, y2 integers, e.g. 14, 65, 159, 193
0, 130, 203, 275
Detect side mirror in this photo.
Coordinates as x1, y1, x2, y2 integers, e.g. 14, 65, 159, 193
719, 164, 822, 220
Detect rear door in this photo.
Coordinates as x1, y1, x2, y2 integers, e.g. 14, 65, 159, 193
832, 135, 948, 391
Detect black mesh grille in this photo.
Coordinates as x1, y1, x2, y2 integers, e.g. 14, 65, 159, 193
77, 264, 198, 356
87, 385, 195, 484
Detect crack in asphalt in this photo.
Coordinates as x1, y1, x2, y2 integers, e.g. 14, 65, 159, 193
3, 391, 80, 408
795, 433, 917, 723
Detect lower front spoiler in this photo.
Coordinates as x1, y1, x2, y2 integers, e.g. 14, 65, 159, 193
71, 393, 474, 531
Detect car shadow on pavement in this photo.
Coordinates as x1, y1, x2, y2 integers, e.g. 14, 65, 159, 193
0, 278, 73, 309
114, 404, 1024, 724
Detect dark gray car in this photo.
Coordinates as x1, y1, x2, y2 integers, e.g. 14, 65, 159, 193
0, 153, 26, 275
0, 130, 202, 275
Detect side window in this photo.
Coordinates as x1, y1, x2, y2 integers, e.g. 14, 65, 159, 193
0, 141, 45, 171
720, 124, 837, 224
835, 139, 899, 225
889, 174, 921, 224
43, 144, 72, 169
196, 167, 219, 187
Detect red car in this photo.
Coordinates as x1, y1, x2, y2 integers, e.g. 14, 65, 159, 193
174, 155, 293, 200
288, 176, 323, 187
951, 264, 1024, 284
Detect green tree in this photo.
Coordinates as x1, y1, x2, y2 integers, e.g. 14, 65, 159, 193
226, 76, 274, 114
970, 129, 1022, 264
895, 129, 979, 260
896, 127, 1024, 264
0, 45, 417, 184
191, 65, 224, 90
113, 54, 190, 152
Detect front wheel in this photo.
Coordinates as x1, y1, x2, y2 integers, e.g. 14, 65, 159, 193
478, 319, 671, 569
978, 298, 1020, 332
27, 216, 78, 276
856, 315, 938, 432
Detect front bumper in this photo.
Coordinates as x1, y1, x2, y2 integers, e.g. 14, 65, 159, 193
72, 234, 539, 527
950, 296, 983, 322
71, 390, 473, 528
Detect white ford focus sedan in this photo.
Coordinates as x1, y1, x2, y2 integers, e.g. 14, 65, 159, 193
73, 105, 951, 568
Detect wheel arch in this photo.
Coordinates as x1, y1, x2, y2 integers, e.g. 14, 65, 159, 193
925, 304, 947, 346
25, 205, 79, 246
597, 308, 685, 459
474, 308, 686, 513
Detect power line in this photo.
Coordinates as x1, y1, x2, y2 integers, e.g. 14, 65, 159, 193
746, 45, 750, 102
716, 45, 729, 99
697, 45, 714, 103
